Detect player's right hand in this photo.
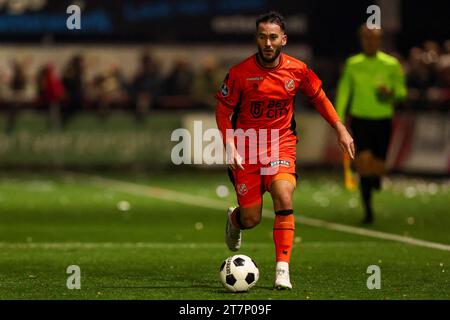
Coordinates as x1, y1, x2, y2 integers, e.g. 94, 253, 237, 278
334, 122, 355, 160
226, 143, 244, 170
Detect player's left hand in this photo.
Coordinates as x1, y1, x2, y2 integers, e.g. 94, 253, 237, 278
334, 122, 355, 160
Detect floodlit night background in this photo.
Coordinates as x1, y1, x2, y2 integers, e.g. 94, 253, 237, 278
0, 0, 448, 300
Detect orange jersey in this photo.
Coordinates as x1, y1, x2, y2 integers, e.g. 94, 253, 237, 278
215, 53, 339, 163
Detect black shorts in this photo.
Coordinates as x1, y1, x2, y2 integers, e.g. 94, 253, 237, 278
350, 117, 392, 160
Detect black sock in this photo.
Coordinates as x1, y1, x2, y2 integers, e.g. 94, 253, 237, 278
360, 177, 373, 219
371, 176, 381, 191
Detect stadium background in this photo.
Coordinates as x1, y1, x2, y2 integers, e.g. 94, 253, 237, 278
0, 0, 448, 173
0, 0, 449, 301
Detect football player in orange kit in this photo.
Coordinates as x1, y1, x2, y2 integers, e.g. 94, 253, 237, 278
215, 11, 355, 289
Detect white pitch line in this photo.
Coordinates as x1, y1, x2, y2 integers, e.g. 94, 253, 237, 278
0, 241, 381, 250
67, 173, 450, 253
296, 216, 450, 252
0, 242, 267, 250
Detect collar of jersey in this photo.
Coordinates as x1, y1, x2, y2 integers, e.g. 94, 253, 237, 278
253, 53, 284, 72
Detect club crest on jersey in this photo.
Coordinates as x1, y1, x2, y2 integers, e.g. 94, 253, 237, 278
285, 78, 295, 92
237, 184, 248, 195
220, 82, 229, 97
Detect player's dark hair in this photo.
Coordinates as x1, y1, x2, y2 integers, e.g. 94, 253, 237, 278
256, 11, 286, 32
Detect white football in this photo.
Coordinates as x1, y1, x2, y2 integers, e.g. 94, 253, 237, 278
219, 254, 259, 292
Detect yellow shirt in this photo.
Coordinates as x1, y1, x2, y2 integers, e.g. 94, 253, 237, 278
335, 51, 407, 120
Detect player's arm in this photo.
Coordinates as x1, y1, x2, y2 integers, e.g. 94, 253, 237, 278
334, 61, 352, 123
299, 68, 355, 160
215, 70, 244, 170
215, 101, 234, 146
215, 101, 244, 170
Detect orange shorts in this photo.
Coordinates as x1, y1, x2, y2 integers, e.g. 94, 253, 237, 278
228, 156, 297, 208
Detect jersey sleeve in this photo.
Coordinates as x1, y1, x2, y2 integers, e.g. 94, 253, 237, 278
297, 67, 323, 100
310, 89, 340, 127
296, 66, 340, 126
215, 68, 241, 108
215, 68, 242, 146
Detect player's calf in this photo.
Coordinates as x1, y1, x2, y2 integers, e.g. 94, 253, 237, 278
225, 205, 262, 251
273, 209, 295, 290
225, 207, 242, 251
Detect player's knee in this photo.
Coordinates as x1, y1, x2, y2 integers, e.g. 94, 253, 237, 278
273, 192, 293, 210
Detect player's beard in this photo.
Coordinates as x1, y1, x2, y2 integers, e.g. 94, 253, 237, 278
257, 46, 282, 64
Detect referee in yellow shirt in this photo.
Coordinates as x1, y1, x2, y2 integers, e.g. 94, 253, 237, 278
335, 25, 407, 224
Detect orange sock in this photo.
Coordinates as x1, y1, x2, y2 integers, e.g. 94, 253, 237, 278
273, 210, 295, 263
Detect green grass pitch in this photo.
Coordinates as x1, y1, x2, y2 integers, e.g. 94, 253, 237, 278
0, 170, 449, 300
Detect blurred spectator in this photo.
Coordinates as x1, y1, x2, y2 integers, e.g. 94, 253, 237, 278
164, 57, 193, 96
432, 40, 450, 109
426, 64, 450, 109
5, 60, 27, 134
37, 63, 66, 130
405, 47, 430, 109
191, 56, 223, 111
62, 54, 85, 128
0, 67, 7, 105
422, 40, 441, 83
440, 40, 450, 68
159, 57, 194, 109
404, 40, 450, 110
130, 52, 162, 121
91, 63, 129, 120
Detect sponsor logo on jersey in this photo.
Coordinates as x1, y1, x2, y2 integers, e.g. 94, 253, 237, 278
250, 101, 264, 118
237, 183, 248, 195
269, 160, 290, 167
246, 76, 264, 81
250, 100, 289, 119
285, 78, 295, 91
